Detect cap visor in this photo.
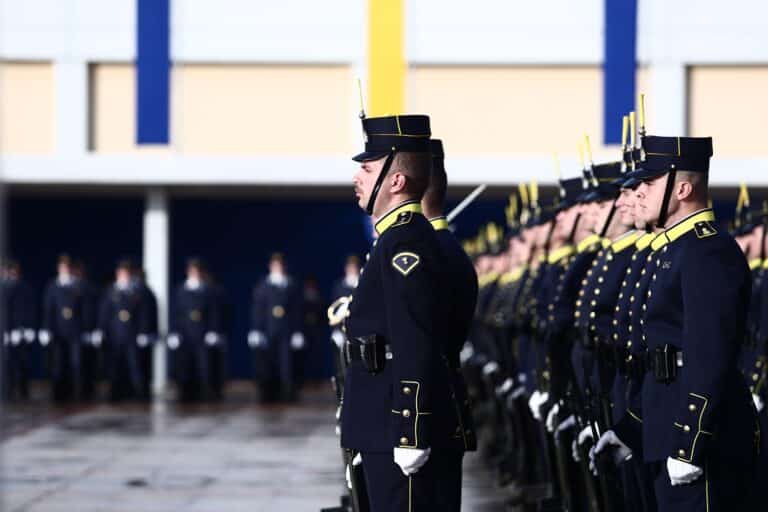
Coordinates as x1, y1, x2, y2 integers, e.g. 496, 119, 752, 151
352, 151, 389, 162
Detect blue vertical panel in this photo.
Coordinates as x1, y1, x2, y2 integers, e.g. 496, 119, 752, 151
603, 0, 638, 144
137, 0, 170, 144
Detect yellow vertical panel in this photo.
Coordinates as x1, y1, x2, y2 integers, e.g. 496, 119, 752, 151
174, 65, 353, 155
368, 0, 404, 116
0, 62, 55, 154
689, 66, 768, 156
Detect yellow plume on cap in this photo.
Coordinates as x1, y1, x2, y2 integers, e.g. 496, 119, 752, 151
638, 93, 646, 134
530, 179, 539, 205
584, 135, 593, 166
622, 115, 629, 148
518, 183, 529, 207
741, 182, 751, 208
505, 194, 519, 227
629, 111, 637, 148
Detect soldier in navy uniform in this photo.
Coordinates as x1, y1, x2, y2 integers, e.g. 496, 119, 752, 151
168, 258, 222, 402
40, 254, 86, 402
330, 256, 361, 361
341, 114, 473, 512
96, 259, 147, 401
1, 260, 37, 400
248, 253, 304, 403
594, 135, 758, 511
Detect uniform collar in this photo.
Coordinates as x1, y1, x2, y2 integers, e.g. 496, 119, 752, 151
650, 208, 716, 251
577, 233, 603, 253
429, 216, 449, 231
374, 200, 422, 235
499, 266, 526, 285
634, 232, 655, 251
478, 271, 499, 287
749, 258, 762, 271
610, 230, 640, 253
547, 245, 574, 264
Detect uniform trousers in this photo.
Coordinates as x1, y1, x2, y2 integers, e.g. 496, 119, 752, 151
361, 450, 463, 512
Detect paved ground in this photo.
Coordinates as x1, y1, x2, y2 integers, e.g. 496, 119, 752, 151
0, 384, 507, 511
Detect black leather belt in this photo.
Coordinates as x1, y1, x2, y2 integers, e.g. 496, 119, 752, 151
344, 336, 392, 374
644, 344, 684, 384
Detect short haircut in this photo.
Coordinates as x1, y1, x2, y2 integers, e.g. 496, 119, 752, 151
393, 151, 432, 198
675, 171, 709, 202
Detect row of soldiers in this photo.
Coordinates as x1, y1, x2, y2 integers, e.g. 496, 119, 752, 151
464, 108, 763, 511
0, 252, 343, 404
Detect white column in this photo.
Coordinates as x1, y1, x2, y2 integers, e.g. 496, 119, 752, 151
144, 187, 170, 398
54, 60, 89, 155
650, 62, 688, 135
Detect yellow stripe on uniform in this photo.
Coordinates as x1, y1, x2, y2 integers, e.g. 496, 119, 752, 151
368, 0, 405, 116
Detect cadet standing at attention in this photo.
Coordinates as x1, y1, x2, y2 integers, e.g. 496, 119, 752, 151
341, 114, 471, 511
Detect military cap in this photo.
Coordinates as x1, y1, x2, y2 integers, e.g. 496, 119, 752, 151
630, 135, 713, 181
590, 161, 623, 200
558, 176, 586, 210
352, 115, 432, 162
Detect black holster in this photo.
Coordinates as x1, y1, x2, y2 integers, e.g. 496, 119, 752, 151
354, 335, 387, 375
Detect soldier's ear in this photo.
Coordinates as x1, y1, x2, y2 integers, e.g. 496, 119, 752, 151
676, 180, 694, 202
389, 172, 408, 194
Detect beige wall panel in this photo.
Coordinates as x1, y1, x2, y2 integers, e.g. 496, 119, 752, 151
409, 66, 651, 159
0, 62, 55, 154
90, 63, 169, 154
689, 66, 768, 157
174, 65, 354, 155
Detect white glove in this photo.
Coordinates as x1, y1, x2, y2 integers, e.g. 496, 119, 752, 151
24, 329, 36, 343
331, 329, 345, 349
555, 415, 577, 440
578, 424, 596, 446
248, 330, 266, 348
204, 332, 220, 346
510, 385, 527, 400
545, 402, 561, 433
590, 430, 632, 473
10, 329, 22, 345
394, 447, 431, 476
753, 393, 764, 413
352, 453, 363, 466
137, 334, 149, 347
459, 343, 475, 364
528, 390, 549, 421
482, 361, 499, 376
572, 439, 582, 462
290, 332, 305, 350
667, 457, 703, 486
167, 333, 180, 350
38, 329, 51, 346
496, 378, 515, 397
91, 330, 103, 347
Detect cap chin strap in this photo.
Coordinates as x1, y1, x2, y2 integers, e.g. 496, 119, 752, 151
656, 167, 677, 229
543, 219, 556, 258
761, 216, 767, 262
365, 150, 398, 215
567, 213, 582, 245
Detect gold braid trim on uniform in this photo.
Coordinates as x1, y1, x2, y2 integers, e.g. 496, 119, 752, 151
650, 209, 716, 251
375, 201, 422, 235
577, 234, 603, 253
749, 258, 762, 271
634, 232, 655, 251
547, 245, 574, 264
611, 230, 640, 253
428, 216, 449, 231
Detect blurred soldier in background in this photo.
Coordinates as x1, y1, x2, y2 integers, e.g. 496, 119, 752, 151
168, 258, 222, 402
95, 259, 147, 402
248, 253, 304, 403
330, 256, 361, 372
1, 259, 37, 400
40, 254, 86, 402
72, 259, 101, 400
